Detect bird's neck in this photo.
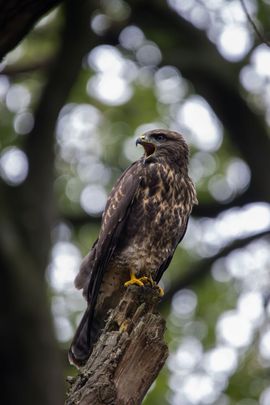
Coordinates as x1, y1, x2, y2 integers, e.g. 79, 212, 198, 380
153, 155, 189, 176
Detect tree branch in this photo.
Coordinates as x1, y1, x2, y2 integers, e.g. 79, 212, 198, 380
162, 229, 270, 306
0, 0, 62, 60
66, 286, 168, 405
192, 190, 259, 217
1, 56, 53, 76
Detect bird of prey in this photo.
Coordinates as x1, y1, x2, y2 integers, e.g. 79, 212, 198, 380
69, 129, 197, 366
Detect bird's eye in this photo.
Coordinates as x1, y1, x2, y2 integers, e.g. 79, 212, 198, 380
153, 134, 166, 142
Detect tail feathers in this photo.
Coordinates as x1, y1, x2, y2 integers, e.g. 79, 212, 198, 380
68, 307, 91, 367
68, 307, 103, 367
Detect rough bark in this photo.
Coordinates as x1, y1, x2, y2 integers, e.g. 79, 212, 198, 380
66, 286, 168, 405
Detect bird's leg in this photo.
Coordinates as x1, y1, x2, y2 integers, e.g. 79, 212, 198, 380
124, 271, 164, 296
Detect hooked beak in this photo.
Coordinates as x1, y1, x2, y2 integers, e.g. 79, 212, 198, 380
136, 135, 156, 157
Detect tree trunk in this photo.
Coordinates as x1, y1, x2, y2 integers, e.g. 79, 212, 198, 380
66, 286, 168, 405
0, 0, 62, 60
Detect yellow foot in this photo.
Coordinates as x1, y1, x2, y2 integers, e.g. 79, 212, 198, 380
124, 272, 164, 297
124, 275, 152, 288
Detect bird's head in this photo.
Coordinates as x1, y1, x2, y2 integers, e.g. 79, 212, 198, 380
136, 129, 189, 166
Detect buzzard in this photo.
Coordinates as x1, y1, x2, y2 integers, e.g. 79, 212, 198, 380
69, 129, 197, 366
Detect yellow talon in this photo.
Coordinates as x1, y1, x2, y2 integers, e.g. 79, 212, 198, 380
157, 286, 164, 297
124, 271, 164, 296
142, 274, 164, 296
124, 272, 149, 287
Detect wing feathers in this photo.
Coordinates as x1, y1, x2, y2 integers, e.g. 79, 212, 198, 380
69, 161, 142, 363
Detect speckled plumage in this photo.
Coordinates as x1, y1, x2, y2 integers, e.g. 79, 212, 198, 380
69, 129, 197, 366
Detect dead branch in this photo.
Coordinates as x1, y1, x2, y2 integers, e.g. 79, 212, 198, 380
66, 285, 168, 405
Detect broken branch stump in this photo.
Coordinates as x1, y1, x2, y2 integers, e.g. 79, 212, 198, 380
66, 285, 168, 405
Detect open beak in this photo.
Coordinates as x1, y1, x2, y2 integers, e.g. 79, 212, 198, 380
136, 135, 156, 157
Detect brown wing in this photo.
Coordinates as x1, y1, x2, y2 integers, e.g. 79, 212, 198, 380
86, 160, 142, 307
69, 160, 143, 364
74, 239, 98, 298
154, 217, 189, 283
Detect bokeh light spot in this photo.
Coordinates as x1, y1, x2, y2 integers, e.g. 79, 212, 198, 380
0, 147, 28, 185
172, 289, 198, 319
178, 96, 223, 151
80, 184, 107, 215
6, 84, 31, 112
252, 44, 270, 78
203, 345, 238, 376
218, 25, 252, 62
48, 241, 82, 292
88, 45, 125, 75
87, 74, 133, 106
119, 25, 145, 50
217, 311, 253, 348
136, 42, 162, 66
13, 111, 34, 135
